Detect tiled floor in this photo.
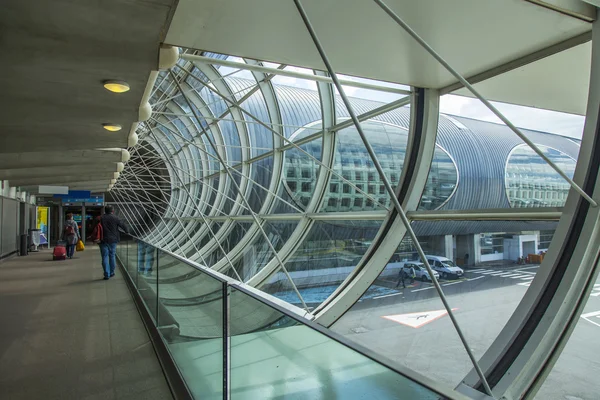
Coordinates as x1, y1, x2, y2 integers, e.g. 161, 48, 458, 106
0, 246, 173, 400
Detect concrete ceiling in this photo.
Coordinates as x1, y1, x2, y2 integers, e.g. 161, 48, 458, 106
0, 0, 177, 191
165, 0, 594, 114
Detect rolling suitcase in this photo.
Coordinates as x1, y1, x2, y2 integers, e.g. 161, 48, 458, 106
53, 241, 67, 261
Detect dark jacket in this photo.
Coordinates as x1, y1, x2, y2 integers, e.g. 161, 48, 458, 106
101, 213, 127, 244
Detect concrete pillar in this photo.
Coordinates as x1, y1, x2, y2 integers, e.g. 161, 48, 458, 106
58, 205, 64, 243
81, 205, 86, 241
456, 234, 480, 267
428, 235, 454, 260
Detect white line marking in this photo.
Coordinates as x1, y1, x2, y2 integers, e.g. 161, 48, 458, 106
517, 282, 531, 287
591, 292, 600, 297
466, 276, 484, 282
520, 276, 534, 280
502, 274, 527, 278
411, 286, 436, 293
581, 311, 600, 328
515, 266, 540, 271
373, 292, 403, 300
467, 269, 486, 273
489, 272, 515, 276
442, 281, 464, 287
477, 271, 499, 275
509, 275, 533, 279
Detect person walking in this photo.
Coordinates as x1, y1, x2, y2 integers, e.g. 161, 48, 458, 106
99, 206, 127, 280
408, 264, 416, 284
62, 213, 80, 259
396, 268, 407, 289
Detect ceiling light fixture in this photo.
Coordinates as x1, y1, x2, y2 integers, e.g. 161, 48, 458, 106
102, 123, 122, 132
103, 80, 130, 93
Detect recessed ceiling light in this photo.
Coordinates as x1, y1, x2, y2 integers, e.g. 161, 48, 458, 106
103, 80, 130, 93
102, 123, 122, 132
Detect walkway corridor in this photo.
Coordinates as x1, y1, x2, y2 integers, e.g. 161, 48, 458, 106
0, 247, 172, 400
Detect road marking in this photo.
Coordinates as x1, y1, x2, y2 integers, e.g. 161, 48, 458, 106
373, 292, 403, 300
467, 276, 484, 282
515, 266, 540, 271
489, 272, 516, 276
383, 308, 458, 329
411, 286, 436, 293
581, 310, 600, 328
476, 271, 499, 275
509, 274, 534, 279
467, 269, 486, 272
517, 282, 531, 287
520, 276, 534, 280
442, 281, 465, 287
502, 274, 526, 278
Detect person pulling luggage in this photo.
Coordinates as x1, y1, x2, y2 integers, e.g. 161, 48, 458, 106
62, 213, 80, 259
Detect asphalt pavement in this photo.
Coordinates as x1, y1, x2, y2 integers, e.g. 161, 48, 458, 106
332, 263, 600, 399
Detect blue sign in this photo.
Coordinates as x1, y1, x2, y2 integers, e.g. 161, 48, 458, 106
55, 191, 104, 205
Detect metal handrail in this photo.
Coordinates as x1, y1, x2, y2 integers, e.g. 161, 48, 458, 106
122, 233, 479, 400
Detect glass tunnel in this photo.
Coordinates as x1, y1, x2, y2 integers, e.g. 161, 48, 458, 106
110, 31, 600, 400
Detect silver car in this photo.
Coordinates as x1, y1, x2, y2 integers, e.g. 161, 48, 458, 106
402, 262, 440, 282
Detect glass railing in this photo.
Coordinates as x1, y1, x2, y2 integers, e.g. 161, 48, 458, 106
116, 235, 471, 400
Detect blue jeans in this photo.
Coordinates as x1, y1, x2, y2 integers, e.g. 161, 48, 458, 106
66, 244, 75, 258
137, 242, 154, 273
100, 242, 117, 278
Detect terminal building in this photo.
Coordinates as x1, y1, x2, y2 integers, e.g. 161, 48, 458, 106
1, 1, 600, 400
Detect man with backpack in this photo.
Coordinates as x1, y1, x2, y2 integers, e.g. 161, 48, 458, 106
97, 206, 128, 280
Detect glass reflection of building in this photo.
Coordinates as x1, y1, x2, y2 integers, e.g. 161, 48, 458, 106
505, 144, 576, 208
284, 121, 459, 212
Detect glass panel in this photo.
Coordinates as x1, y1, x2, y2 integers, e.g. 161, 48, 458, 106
433, 111, 581, 211
229, 221, 299, 282
320, 120, 408, 212
505, 144, 576, 208
229, 287, 439, 399
262, 220, 383, 309
128, 239, 139, 279
418, 145, 459, 210
134, 240, 157, 322
156, 250, 224, 400
536, 275, 600, 399
333, 219, 559, 387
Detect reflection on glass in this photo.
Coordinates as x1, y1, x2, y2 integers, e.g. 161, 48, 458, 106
506, 144, 576, 208
262, 220, 383, 309
229, 287, 439, 399
229, 221, 299, 282
418, 146, 459, 210
157, 250, 224, 400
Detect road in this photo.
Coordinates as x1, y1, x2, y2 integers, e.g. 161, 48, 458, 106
332, 264, 600, 399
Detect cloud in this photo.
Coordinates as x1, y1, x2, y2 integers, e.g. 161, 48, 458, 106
440, 95, 584, 139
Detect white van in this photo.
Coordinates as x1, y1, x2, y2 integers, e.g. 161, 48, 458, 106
425, 255, 464, 279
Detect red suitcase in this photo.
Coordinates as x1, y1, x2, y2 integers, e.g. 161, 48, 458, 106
53, 246, 67, 260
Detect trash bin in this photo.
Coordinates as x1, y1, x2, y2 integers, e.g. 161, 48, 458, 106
19, 234, 29, 256
29, 229, 41, 252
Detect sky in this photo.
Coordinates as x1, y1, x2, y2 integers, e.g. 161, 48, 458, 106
218, 60, 586, 140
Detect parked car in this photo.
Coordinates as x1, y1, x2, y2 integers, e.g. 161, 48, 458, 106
401, 262, 440, 282
424, 255, 464, 279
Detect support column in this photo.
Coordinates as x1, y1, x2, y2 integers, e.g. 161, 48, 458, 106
456, 234, 479, 267
81, 204, 86, 242
58, 204, 64, 243
428, 235, 454, 260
